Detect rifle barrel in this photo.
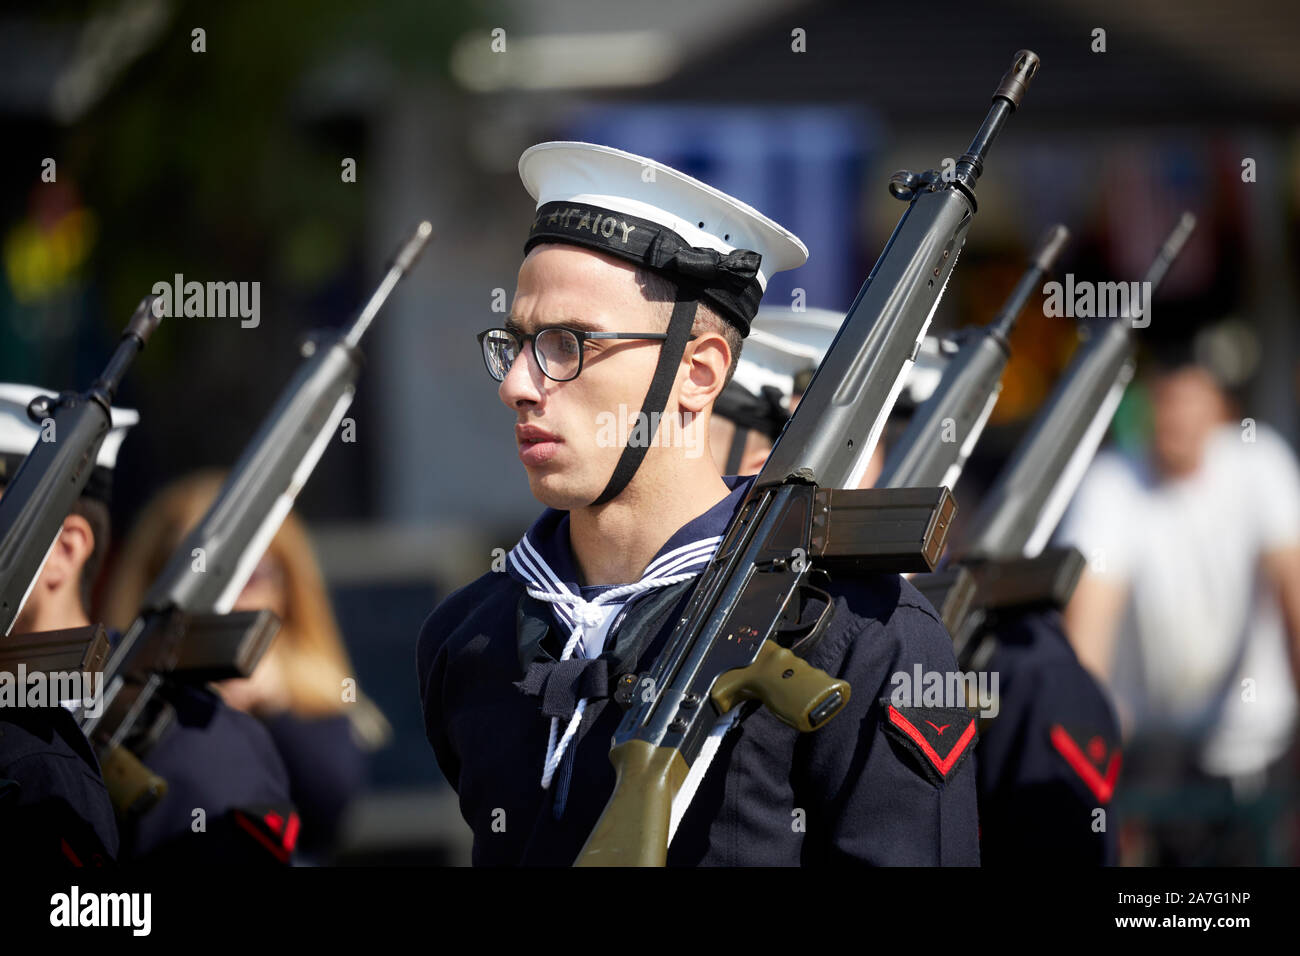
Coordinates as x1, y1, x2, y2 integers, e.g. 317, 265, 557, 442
344, 221, 433, 349
0, 297, 159, 636
878, 223, 1070, 491
957, 212, 1197, 560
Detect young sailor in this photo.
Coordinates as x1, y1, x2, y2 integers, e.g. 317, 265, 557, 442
0, 384, 132, 864
417, 142, 980, 865
0, 384, 295, 865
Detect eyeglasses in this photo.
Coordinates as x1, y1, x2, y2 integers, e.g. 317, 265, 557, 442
476, 326, 694, 383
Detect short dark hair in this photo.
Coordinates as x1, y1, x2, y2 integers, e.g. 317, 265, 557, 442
634, 267, 744, 386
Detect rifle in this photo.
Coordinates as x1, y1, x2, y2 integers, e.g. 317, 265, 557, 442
78, 222, 433, 817
576, 51, 1040, 866
0, 298, 160, 640
878, 223, 1071, 491
916, 213, 1197, 669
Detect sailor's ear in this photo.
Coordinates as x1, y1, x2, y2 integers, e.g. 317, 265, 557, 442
44, 512, 94, 591
679, 329, 731, 414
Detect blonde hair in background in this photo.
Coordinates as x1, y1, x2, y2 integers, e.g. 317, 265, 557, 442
101, 470, 389, 747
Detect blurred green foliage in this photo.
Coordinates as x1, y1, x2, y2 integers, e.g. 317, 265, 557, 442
59, 0, 492, 355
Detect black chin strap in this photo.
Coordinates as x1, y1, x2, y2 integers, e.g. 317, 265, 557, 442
590, 296, 699, 507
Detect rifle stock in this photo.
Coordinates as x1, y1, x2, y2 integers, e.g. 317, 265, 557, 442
577, 741, 688, 867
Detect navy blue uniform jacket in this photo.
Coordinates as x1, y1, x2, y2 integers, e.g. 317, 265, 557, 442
116, 681, 296, 865
262, 711, 367, 858
976, 609, 1120, 865
1, 707, 119, 865
418, 478, 981, 866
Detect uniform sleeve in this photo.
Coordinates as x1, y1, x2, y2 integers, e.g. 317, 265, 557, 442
122, 687, 295, 864
796, 588, 981, 865
0, 710, 120, 864
978, 612, 1121, 866
261, 712, 367, 855
416, 591, 471, 792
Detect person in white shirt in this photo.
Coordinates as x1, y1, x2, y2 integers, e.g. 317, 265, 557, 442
1058, 351, 1300, 862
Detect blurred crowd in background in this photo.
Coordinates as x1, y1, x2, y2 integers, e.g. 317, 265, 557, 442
2, 0, 1298, 864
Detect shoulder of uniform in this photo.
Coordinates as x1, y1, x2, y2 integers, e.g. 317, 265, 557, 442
995, 610, 1095, 676
988, 612, 1118, 728
417, 569, 522, 662
825, 571, 946, 631
895, 574, 949, 627
814, 571, 954, 672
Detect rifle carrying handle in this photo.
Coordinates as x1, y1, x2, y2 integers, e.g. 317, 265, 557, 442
102, 744, 168, 818
575, 740, 688, 867
711, 639, 851, 732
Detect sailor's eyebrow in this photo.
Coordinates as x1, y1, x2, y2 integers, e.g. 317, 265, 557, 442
504, 315, 606, 335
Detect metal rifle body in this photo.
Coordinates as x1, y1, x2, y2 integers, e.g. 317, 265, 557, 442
0, 298, 160, 637
955, 212, 1197, 563
878, 223, 1071, 491
80, 223, 433, 817
576, 51, 1041, 866
922, 214, 1197, 666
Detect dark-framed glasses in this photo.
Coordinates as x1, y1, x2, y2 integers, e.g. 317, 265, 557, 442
476, 326, 693, 383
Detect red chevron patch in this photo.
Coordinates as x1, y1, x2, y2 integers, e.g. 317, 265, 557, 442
1050, 724, 1122, 803
884, 704, 978, 785
233, 805, 301, 863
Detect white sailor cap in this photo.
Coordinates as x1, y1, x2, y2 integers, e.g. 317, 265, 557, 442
738, 308, 952, 409
0, 383, 138, 501
518, 141, 808, 335
737, 308, 846, 402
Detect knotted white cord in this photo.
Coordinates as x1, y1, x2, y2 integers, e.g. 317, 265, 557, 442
526, 572, 700, 788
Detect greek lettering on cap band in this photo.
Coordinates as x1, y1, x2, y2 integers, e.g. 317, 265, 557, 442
525, 201, 764, 336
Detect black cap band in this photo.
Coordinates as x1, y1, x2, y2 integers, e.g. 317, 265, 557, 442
525, 201, 764, 336
0, 453, 114, 504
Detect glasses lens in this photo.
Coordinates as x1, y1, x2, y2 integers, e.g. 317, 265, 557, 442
535, 328, 581, 381
481, 330, 518, 382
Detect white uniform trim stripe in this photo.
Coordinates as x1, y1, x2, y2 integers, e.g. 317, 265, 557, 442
650, 546, 720, 578
512, 538, 576, 626
516, 536, 570, 594
649, 547, 721, 576
643, 536, 723, 577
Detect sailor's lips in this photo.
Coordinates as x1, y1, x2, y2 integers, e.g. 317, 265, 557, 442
516, 424, 562, 467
